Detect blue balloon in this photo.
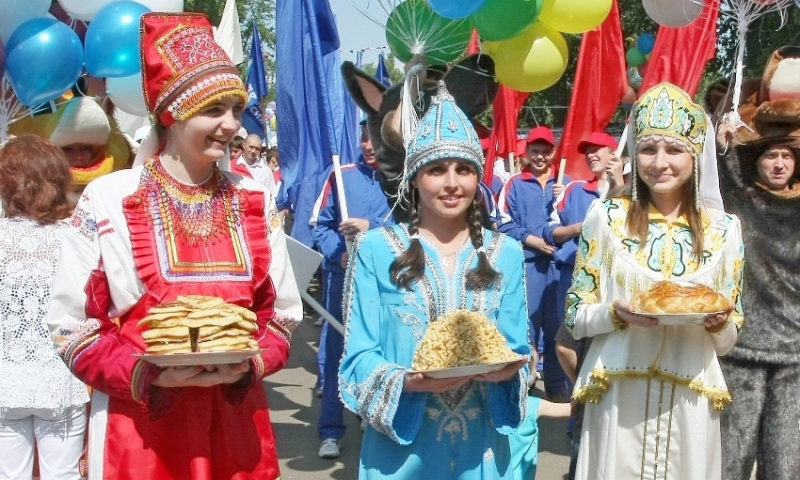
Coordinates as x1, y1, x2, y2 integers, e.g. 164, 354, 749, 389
636, 33, 655, 56
6, 18, 84, 107
0, 38, 5, 80
85, 1, 151, 78
428, 0, 487, 19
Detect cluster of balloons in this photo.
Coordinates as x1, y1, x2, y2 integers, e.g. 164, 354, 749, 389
265, 101, 278, 131
385, 0, 613, 93
625, 32, 654, 93
0, 0, 182, 109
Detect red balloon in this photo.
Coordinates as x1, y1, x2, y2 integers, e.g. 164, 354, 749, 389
622, 86, 637, 107
638, 60, 650, 78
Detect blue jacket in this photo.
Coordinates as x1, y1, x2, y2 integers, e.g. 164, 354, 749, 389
543, 178, 600, 267
310, 155, 394, 273
478, 181, 499, 226
497, 168, 570, 262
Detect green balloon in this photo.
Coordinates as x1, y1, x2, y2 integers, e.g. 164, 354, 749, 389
626, 47, 646, 67
386, 0, 472, 65
471, 0, 544, 42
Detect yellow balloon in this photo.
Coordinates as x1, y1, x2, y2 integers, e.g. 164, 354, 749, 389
494, 22, 568, 93
481, 40, 501, 57
538, 0, 612, 34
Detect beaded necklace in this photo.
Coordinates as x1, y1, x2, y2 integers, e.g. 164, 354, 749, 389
139, 157, 244, 244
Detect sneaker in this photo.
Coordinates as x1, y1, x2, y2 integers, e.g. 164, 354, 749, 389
318, 438, 340, 458
314, 316, 325, 327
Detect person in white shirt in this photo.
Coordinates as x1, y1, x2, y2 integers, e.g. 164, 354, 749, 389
234, 133, 279, 197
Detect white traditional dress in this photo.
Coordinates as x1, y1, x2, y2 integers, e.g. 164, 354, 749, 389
47, 158, 302, 480
566, 198, 744, 480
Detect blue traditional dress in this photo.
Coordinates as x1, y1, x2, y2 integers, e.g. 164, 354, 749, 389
339, 224, 530, 479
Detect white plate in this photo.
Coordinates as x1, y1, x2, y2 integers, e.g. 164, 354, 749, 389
133, 349, 264, 367
411, 358, 523, 379
631, 312, 724, 326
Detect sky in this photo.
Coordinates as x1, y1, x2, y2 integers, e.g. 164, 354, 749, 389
329, 0, 393, 67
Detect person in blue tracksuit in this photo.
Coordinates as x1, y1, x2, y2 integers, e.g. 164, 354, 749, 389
497, 126, 570, 400
478, 180, 499, 229
544, 131, 625, 327
310, 122, 394, 459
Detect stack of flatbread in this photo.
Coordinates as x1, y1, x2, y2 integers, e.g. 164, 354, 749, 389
139, 295, 259, 354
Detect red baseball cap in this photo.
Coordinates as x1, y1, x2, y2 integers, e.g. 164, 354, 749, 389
526, 126, 555, 146
577, 132, 618, 154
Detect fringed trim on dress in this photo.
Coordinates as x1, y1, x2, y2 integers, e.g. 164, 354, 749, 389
573, 367, 732, 411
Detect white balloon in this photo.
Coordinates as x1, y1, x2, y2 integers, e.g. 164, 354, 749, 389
107, 72, 149, 117
133, 0, 184, 13
642, 0, 704, 28
57, 0, 116, 22
0, 0, 51, 43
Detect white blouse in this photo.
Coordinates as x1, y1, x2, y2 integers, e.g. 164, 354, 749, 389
0, 218, 89, 413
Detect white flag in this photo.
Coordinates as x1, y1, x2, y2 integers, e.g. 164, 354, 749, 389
213, 0, 244, 65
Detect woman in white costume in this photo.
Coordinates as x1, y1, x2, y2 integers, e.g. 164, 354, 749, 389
566, 83, 744, 480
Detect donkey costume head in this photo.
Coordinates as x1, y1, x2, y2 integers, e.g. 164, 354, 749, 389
341, 54, 498, 221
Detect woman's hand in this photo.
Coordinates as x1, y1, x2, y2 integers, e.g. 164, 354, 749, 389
151, 360, 250, 388
404, 372, 474, 394
615, 299, 658, 328
704, 308, 732, 331
476, 356, 528, 383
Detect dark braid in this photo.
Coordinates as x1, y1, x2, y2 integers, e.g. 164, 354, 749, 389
465, 197, 500, 290
389, 194, 426, 290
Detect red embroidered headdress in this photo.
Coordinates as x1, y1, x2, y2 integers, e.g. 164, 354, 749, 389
140, 13, 247, 127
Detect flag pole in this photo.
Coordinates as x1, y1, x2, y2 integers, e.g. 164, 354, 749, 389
599, 123, 628, 201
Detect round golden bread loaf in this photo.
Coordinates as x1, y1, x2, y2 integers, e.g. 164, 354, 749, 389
631, 281, 730, 314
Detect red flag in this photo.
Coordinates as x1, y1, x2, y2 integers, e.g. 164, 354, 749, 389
556, 0, 627, 181
639, 1, 720, 97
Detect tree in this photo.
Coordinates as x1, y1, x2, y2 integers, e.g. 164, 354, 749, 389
185, 0, 277, 99
359, 52, 405, 85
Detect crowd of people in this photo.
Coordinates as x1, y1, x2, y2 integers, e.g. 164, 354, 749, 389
0, 9, 798, 480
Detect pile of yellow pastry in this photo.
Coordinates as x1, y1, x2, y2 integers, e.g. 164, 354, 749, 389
139, 295, 258, 354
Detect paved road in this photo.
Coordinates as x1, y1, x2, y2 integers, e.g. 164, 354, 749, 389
266, 310, 571, 479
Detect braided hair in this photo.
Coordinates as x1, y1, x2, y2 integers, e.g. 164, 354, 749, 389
389, 192, 500, 291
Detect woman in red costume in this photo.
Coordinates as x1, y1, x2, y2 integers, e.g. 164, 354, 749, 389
47, 13, 302, 480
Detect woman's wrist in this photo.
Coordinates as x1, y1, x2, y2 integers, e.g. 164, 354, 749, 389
705, 318, 731, 333
609, 301, 628, 330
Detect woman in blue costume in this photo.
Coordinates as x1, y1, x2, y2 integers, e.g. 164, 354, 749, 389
338, 83, 531, 479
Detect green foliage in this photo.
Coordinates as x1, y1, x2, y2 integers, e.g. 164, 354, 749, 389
185, 0, 276, 100
359, 53, 405, 86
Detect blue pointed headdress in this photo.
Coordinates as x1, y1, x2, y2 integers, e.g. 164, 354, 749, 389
400, 82, 484, 194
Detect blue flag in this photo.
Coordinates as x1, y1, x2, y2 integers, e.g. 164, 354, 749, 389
242, 23, 269, 139
376, 53, 392, 88
276, 0, 342, 247
337, 50, 362, 166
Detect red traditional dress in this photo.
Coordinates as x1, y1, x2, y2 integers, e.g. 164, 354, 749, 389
48, 158, 302, 479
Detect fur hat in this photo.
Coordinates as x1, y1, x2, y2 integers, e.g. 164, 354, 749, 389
140, 13, 248, 127
735, 46, 800, 146
48, 97, 110, 147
